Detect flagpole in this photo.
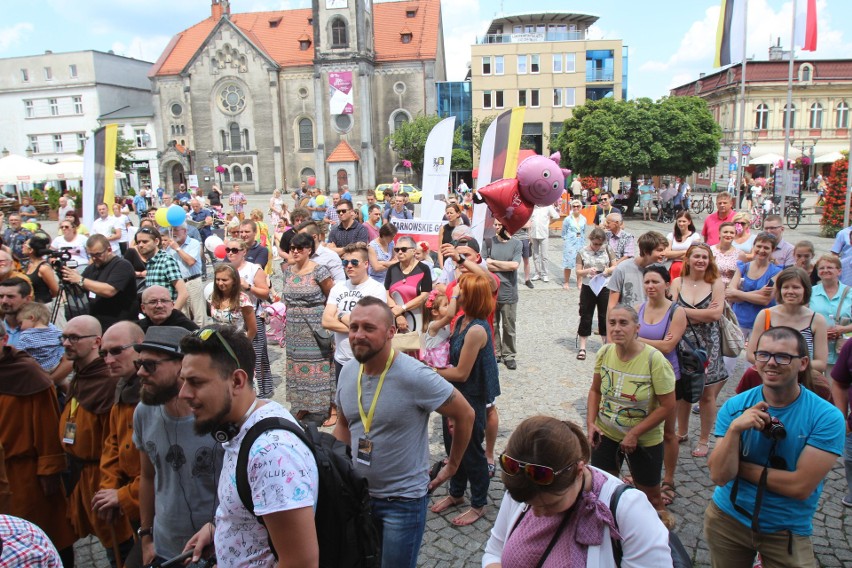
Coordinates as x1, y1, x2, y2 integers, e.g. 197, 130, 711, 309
781, 0, 798, 219
735, 0, 749, 206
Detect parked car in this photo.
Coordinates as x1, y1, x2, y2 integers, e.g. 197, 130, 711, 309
374, 183, 422, 203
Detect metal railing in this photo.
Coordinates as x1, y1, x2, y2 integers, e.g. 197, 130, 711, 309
477, 31, 586, 44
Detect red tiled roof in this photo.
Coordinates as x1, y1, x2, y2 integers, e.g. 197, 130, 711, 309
151, 0, 440, 77
327, 140, 360, 162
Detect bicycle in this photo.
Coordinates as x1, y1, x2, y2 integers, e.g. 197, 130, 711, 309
689, 193, 715, 216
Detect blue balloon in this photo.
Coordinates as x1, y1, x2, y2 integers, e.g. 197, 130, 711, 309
166, 205, 186, 227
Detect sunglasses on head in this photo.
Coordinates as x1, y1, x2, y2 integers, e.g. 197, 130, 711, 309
99, 344, 134, 358
498, 453, 577, 486
394, 247, 410, 253
192, 328, 241, 369
341, 259, 361, 267
225, 247, 242, 254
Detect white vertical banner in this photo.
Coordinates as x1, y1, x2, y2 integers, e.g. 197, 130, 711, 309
420, 116, 456, 220
471, 119, 498, 244
82, 135, 95, 229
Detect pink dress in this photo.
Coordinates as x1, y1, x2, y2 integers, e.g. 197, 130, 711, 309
711, 244, 739, 285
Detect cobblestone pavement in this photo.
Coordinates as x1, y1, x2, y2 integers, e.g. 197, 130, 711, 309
74, 197, 851, 567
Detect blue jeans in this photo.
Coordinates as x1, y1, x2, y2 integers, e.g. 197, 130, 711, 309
845, 431, 852, 502
370, 495, 428, 568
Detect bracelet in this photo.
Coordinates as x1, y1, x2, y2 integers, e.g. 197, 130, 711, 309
79, 277, 85, 287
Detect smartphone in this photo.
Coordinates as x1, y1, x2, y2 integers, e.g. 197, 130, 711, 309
592, 430, 602, 448
767, 278, 775, 287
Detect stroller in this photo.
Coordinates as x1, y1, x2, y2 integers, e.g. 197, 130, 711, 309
657, 185, 678, 223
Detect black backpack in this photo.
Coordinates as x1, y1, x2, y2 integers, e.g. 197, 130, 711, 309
236, 417, 381, 568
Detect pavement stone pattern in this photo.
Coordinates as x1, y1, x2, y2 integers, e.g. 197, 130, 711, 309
73, 195, 851, 567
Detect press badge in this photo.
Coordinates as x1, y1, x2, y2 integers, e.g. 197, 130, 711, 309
62, 422, 77, 445
88, 291, 97, 299
356, 437, 373, 466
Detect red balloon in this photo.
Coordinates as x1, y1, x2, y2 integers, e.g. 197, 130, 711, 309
307, 176, 317, 187
214, 244, 227, 259
477, 178, 533, 235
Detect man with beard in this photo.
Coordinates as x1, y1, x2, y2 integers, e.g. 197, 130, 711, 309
92, 322, 145, 533
137, 286, 199, 333
61, 234, 138, 330
0, 320, 76, 565
132, 326, 218, 565
0, 213, 32, 261
333, 297, 475, 567
59, 315, 135, 566
180, 325, 319, 567
0, 277, 31, 346
0, 250, 29, 286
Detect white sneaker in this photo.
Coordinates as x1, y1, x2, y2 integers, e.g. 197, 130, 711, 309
542, 275, 550, 282
530, 274, 541, 281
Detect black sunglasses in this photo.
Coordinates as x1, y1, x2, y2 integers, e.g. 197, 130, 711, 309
336, 209, 350, 215
394, 247, 410, 253
134, 358, 177, 373
225, 247, 243, 254
99, 344, 134, 358
341, 259, 361, 267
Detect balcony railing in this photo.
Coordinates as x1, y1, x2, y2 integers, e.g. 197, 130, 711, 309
477, 31, 586, 45
586, 70, 614, 82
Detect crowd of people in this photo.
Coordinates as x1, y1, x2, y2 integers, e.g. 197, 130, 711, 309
0, 184, 849, 568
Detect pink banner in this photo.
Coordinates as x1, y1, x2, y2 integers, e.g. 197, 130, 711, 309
329, 71, 354, 115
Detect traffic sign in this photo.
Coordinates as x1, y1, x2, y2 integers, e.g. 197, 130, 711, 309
741, 156, 749, 167
729, 163, 737, 171
729, 156, 737, 164
741, 144, 751, 156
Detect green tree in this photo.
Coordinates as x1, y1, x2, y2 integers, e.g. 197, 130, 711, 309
384, 115, 464, 179
452, 148, 472, 171
471, 115, 496, 157
651, 96, 721, 176
114, 132, 136, 173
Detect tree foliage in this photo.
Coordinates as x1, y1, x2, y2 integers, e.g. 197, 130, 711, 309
553, 96, 721, 178
452, 148, 472, 171
114, 132, 136, 173
385, 115, 464, 179
471, 115, 496, 156
821, 153, 849, 237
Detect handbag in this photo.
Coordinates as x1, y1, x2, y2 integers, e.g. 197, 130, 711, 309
676, 317, 708, 404
392, 330, 423, 352
295, 308, 334, 360
719, 302, 745, 357
834, 286, 852, 355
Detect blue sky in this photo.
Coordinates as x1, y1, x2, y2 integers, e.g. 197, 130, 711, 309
2, 0, 851, 99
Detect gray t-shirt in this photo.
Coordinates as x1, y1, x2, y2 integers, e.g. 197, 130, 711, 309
485, 237, 522, 304
606, 259, 646, 309
133, 403, 221, 559
336, 352, 453, 499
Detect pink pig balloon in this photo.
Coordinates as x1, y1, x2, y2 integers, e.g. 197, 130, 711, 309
516, 152, 565, 206
475, 178, 533, 235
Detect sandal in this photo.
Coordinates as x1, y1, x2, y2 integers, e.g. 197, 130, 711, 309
430, 495, 464, 514
661, 481, 676, 506
452, 507, 486, 526
677, 433, 689, 444
322, 408, 338, 428
692, 441, 710, 458
577, 349, 587, 360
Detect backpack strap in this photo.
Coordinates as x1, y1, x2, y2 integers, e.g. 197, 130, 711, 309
609, 483, 635, 568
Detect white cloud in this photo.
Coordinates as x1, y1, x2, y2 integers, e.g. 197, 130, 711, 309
111, 36, 173, 63
0, 22, 34, 53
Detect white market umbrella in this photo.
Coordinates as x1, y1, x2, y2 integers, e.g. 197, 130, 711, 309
749, 153, 784, 166
48, 156, 126, 180
814, 151, 845, 164
0, 154, 53, 185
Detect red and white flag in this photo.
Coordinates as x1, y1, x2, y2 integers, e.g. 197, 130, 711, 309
795, 0, 818, 51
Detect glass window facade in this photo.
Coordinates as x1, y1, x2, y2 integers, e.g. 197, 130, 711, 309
586, 50, 614, 82
436, 82, 472, 149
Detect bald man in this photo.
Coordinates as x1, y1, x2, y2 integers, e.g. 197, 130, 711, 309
58, 316, 134, 565
93, 322, 145, 531
137, 286, 199, 332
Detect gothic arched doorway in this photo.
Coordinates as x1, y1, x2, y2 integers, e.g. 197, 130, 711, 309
337, 169, 348, 190
170, 163, 186, 191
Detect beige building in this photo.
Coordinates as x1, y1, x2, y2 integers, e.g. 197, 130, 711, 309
470, 12, 626, 161
671, 45, 852, 192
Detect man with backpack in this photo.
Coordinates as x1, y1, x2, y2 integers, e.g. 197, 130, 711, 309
180, 325, 320, 567
334, 297, 475, 567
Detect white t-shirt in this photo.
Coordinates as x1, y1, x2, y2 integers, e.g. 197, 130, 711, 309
665, 231, 701, 252
114, 214, 131, 243
215, 401, 318, 568
91, 216, 121, 253
237, 261, 263, 308
326, 278, 386, 364
51, 234, 89, 266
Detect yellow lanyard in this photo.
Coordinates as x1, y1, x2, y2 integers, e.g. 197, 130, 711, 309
69, 398, 79, 422
356, 349, 395, 435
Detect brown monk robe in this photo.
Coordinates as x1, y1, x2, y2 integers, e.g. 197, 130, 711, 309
0, 345, 76, 552
97, 374, 142, 522
59, 355, 133, 548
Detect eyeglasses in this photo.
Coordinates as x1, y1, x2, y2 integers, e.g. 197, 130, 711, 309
99, 344, 135, 358
341, 259, 361, 267
394, 247, 410, 253
572, 205, 582, 208
134, 358, 176, 373
336, 209, 350, 215
60, 225, 73, 229
754, 351, 803, 365
225, 247, 243, 254
60, 334, 97, 343
192, 328, 241, 369
143, 299, 173, 306
498, 453, 577, 486
87, 249, 108, 259
600, 198, 609, 202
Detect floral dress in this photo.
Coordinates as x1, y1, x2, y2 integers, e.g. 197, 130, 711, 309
710, 244, 739, 286
281, 264, 333, 414
677, 291, 728, 386
561, 214, 587, 269
210, 292, 253, 332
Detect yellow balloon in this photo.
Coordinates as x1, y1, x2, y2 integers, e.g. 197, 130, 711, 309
315, 195, 326, 206
155, 208, 170, 228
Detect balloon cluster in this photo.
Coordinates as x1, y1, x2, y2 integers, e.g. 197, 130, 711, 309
476, 152, 568, 235
204, 234, 227, 260
155, 204, 187, 229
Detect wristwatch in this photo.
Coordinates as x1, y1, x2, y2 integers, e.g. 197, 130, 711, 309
337, 312, 345, 323
137, 526, 153, 538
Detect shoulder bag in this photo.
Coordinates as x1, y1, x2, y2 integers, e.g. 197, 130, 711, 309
719, 301, 745, 357
834, 286, 852, 355
676, 313, 708, 404
295, 308, 334, 360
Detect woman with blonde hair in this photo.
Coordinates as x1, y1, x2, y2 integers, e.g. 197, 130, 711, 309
671, 243, 727, 458
731, 211, 755, 261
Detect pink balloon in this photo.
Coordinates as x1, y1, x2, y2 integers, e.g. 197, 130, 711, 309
477, 178, 533, 235
517, 153, 565, 206
214, 244, 227, 260
307, 176, 317, 187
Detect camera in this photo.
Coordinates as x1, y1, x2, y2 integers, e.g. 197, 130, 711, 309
761, 416, 786, 440
48, 249, 77, 272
